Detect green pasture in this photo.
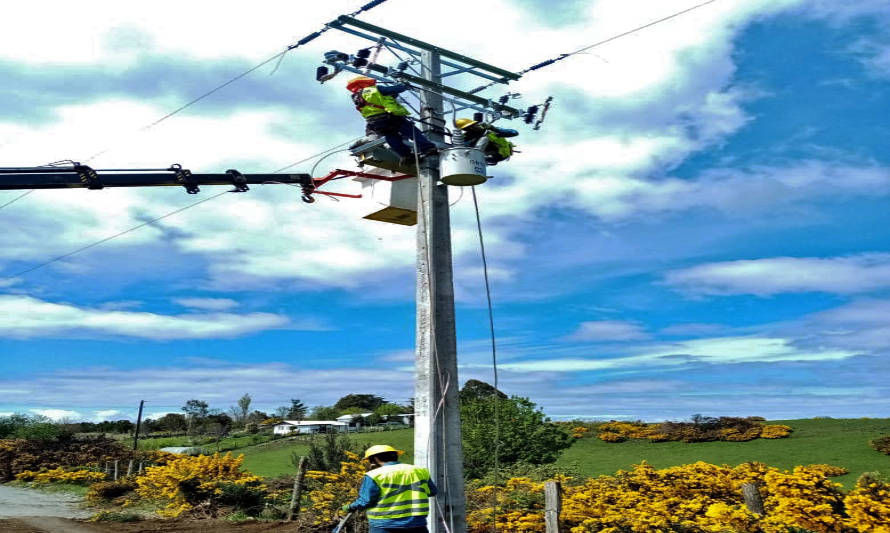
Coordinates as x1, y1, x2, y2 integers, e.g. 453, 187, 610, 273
234, 419, 890, 488
237, 429, 415, 479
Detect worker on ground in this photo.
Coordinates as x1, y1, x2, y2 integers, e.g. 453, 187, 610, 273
341, 444, 437, 533
347, 76, 438, 164
455, 118, 518, 165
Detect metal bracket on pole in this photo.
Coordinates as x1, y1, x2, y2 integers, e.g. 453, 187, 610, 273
173, 165, 199, 194
74, 164, 102, 190
226, 169, 249, 192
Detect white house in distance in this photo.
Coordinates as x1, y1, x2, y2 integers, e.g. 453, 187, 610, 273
336, 413, 373, 429
273, 420, 348, 435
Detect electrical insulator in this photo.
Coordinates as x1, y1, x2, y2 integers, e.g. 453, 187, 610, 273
524, 105, 539, 124
324, 50, 349, 63
498, 95, 510, 105
473, 112, 484, 123
397, 62, 408, 71
352, 57, 368, 67
315, 66, 330, 81
356, 48, 371, 59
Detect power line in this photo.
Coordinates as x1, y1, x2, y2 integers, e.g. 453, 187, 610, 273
5, 190, 232, 280
469, 0, 721, 94
0, 190, 33, 212
83, 0, 393, 163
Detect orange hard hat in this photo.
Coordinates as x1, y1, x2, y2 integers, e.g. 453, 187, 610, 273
346, 76, 376, 92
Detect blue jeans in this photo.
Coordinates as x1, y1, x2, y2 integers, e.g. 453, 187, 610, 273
366, 115, 436, 157
369, 527, 428, 533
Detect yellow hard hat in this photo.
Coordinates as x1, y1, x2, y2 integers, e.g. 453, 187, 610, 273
455, 118, 478, 130
363, 444, 404, 460
346, 75, 376, 92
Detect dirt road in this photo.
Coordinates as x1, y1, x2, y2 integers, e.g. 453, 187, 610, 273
0, 485, 90, 519
0, 518, 311, 532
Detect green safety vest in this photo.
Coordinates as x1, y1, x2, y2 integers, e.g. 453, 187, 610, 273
355, 87, 410, 119
366, 463, 432, 521
486, 132, 514, 158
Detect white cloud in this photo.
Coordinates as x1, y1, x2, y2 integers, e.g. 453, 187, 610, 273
0, 294, 303, 339
94, 409, 122, 421
665, 253, 890, 296
31, 408, 80, 421
485, 335, 858, 373
566, 320, 649, 341
174, 298, 238, 311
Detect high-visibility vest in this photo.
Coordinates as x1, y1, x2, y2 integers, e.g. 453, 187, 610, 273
486, 132, 514, 158
366, 463, 432, 521
353, 87, 410, 119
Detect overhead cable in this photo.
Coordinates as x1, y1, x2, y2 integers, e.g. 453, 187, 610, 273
469, 0, 720, 94
0, 190, 33, 212
84, 0, 392, 163
4, 136, 357, 281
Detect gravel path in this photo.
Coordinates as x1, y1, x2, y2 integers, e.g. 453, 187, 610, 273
0, 485, 90, 519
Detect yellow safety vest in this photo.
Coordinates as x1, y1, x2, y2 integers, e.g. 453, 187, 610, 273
366, 463, 432, 521
486, 132, 514, 158
354, 87, 410, 119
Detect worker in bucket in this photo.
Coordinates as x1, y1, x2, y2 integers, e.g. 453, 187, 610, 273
341, 444, 437, 533
455, 118, 518, 165
347, 76, 438, 164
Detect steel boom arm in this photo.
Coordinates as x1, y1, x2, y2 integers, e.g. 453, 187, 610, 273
0, 164, 311, 193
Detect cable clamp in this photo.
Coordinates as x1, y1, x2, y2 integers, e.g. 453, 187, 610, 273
173, 165, 199, 194
226, 169, 249, 192
74, 164, 102, 190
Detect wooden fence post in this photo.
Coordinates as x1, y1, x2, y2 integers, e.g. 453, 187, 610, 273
138, 462, 144, 475
545, 480, 562, 533
287, 456, 309, 521
742, 483, 765, 516
126, 460, 134, 477
113, 460, 119, 481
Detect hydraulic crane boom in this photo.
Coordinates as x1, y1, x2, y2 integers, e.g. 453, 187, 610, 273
0, 164, 312, 194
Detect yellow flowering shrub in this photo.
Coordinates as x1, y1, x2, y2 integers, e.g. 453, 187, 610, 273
466, 461, 871, 533
571, 426, 590, 439
134, 453, 263, 517
801, 464, 849, 477
760, 424, 792, 439
844, 473, 890, 533
15, 467, 106, 484
304, 451, 367, 524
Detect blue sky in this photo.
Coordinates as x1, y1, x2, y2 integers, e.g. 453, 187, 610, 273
1, 0, 889, 423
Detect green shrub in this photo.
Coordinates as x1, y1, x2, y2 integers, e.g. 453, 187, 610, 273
217, 481, 267, 515
869, 435, 890, 455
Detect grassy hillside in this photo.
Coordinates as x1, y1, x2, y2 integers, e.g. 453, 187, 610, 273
235, 418, 890, 488
238, 429, 415, 479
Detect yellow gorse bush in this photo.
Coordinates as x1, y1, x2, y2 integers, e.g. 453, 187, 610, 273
134, 452, 262, 517
466, 461, 889, 533
304, 451, 366, 524
15, 467, 106, 484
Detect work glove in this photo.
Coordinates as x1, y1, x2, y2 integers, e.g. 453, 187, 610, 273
341, 504, 351, 513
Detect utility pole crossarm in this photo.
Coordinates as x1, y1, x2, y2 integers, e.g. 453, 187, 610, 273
0, 166, 311, 192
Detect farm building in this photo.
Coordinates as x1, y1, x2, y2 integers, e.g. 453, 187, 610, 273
273, 420, 348, 435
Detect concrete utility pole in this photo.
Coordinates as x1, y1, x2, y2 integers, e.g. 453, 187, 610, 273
413, 49, 468, 533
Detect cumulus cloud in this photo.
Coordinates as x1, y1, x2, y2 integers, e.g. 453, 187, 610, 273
565, 320, 649, 341
31, 409, 81, 421
664, 253, 890, 296
94, 409, 122, 421
0, 294, 302, 339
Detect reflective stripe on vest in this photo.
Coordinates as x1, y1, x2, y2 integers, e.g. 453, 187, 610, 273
366, 464, 432, 521
486, 132, 513, 158
356, 87, 410, 119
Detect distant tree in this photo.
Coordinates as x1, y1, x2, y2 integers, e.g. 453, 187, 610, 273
274, 406, 290, 419
155, 413, 187, 433
287, 399, 308, 420
340, 407, 366, 415
310, 405, 341, 420
461, 393, 574, 478
246, 410, 269, 424
375, 403, 408, 417
460, 379, 508, 403
365, 413, 383, 426
237, 394, 252, 421
182, 399, 210, 419
334, 394, 385, 412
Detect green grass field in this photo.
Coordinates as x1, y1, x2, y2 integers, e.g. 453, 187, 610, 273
234, 418, 890, 488
237, 429, 416, 479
